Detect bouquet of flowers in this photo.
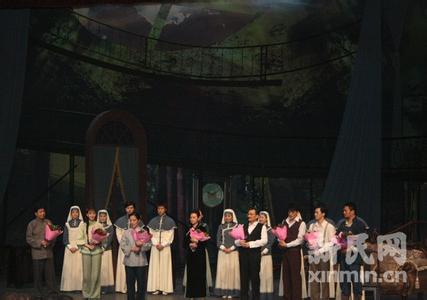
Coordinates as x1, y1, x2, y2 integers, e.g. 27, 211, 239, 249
44, 224, 63, 242
271, 224, 288, 241
334, 232, 358, 251
304, 231, 320, 249
189, 228, 210, 242
91, 228, 109, 244
132, 228, 152, 243
228, 224, 246, 240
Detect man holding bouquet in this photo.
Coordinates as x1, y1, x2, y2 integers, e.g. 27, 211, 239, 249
278, 204, 306, 300
306, 203, 336, 300
26, 206, 59, 298
234, 208, 267, 300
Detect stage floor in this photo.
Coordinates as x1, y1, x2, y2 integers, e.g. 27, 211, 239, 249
0, 289, 423, 300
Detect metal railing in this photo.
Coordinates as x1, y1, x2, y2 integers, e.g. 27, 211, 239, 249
30, 10, 359, 84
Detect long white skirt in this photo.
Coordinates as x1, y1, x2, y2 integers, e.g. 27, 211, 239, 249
115, 249, 127, 293
260, 255, 273, 294
215, 250, 240, 296
147, 246, 173, 293
100, 249, 114, 287
60, 248, 83, 291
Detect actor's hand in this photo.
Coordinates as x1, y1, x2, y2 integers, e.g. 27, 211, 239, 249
41, 240, 48, 247
135, 240, 145, 247
240, 241, 250, 248
189, 243, 198, 250
278, 240, 286, 248
131, 246, 141, 253
156, 244, 164, 251
223, 248, 232, 253
70, 247, 78, 253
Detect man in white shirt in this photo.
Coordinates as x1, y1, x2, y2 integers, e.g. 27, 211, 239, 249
278, 204, 306, 300
307, 203, 336, 300
235, 208, 267, 300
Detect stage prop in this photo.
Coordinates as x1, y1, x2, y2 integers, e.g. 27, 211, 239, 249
85, 110, 147, 221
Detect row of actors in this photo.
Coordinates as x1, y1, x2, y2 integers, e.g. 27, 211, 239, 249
26, 201, 368, 300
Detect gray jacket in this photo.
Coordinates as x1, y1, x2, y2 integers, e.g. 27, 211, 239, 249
26, 218, 55, 260
120, 227, 151, 267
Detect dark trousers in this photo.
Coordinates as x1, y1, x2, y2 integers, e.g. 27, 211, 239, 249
239, 249, 261, 300
309, 260, 330, 300
32, 258, 56, 296
282, 249, 302, 300
125, 266, 147, 300
340, 260, 362, 296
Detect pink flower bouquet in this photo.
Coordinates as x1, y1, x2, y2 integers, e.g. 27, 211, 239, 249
228, 224, 246, 240
44, 224, 63, 242
272, 225, 288, 241
189, 228, 210, 241
91, 228, 108, 244
132, 229, 152, 243
304, 231, 320, 249
335, 232, 358, 250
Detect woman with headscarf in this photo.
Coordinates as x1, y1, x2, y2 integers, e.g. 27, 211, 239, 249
214, 209, 240, 298
258, 211, 274, 300
60, 205, 86, 292
97, 209, 115, 293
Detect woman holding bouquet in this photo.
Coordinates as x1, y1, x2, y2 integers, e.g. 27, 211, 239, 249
258, 211, 274, 300
214, 209, 240, 298
120, 212, 152, 300
185, 210, 208, 298
97, 209, 115, 293
61, 205, 86, 292
81, 208, 104, 299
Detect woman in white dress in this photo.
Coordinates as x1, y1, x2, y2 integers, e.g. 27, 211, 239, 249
214, 209, 240, 298
258, 211, 274, 300
97, 209, 115, 293
60, 206, 86, 292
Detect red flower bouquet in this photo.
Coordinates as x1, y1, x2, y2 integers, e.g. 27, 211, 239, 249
271, 225, 288, 241
44, 224, 63, 242
189, 228, 210, 242
228, 224, 246, 240
132, 229, 152, 243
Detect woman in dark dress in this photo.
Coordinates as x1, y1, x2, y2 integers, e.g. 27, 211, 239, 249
185, 210, 208, 299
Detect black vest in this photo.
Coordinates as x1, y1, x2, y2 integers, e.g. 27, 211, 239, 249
285, 220, 302, 250
245, 222, 263, 240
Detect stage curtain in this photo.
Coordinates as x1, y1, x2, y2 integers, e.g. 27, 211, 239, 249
0, 10, 30, 233
321, 0, 382, 230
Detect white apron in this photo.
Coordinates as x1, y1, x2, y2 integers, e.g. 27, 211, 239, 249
60, 223, 84, 291
260, 255, 273, 294
100, 249, 114, 287
215, 250, 240, 293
